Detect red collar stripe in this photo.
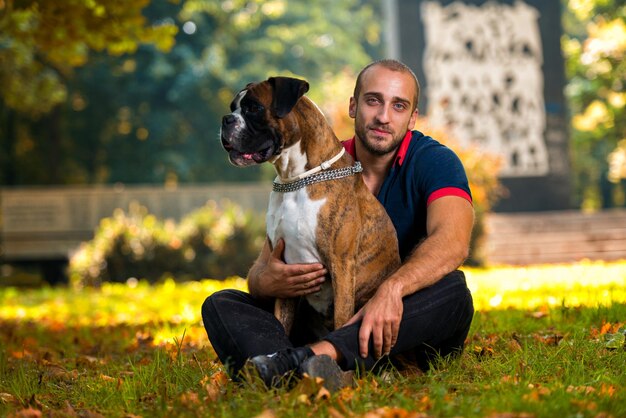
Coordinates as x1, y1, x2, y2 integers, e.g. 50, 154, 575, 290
342, 130, 413, 167
427, 187, 473, 207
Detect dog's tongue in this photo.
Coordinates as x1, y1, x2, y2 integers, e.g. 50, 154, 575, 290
242, 153, 254, 160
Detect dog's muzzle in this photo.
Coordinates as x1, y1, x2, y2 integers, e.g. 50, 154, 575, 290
220, 114, 277, 166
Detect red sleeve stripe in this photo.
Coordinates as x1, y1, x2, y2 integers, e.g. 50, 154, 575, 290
427, 187, 473, 206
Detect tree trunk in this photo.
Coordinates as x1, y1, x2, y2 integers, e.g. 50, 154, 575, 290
0, 103, 17, 185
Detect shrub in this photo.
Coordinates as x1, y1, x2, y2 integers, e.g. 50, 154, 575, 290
69, 200, 265, 287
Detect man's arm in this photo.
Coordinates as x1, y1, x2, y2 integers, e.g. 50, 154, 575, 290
345, 195, 474, 358
247, 237, 328, 299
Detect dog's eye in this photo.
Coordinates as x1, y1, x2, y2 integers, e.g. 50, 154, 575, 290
244, 104, 264, 115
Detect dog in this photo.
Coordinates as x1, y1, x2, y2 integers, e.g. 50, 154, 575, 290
220, 76, 401, 335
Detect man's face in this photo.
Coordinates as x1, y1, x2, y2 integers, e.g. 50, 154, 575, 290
349, 66, 418, 156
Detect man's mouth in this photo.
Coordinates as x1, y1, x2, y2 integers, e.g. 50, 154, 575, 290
369, 126, 392, 137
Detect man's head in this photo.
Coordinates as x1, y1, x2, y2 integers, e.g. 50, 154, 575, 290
353, 59, 420, 112
349, 60, 420, 157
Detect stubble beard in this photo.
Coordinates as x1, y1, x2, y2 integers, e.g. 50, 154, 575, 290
357, 125, 405, 157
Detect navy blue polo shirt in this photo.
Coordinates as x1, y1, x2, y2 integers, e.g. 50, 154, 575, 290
343, 130, 472, 260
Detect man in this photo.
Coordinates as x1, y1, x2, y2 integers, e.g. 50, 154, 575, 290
202, 59, 474, 387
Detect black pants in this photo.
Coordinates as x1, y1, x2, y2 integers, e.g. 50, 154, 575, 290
201, 270, 474, 377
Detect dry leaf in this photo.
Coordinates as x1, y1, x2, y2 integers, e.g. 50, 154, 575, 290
532, 333, 563, 346
254, 409, 277, 418
328, 406, 346, 418
316, 386, 331, 401
0, 392, 16, 404
361, 406, 427, 418
7, 408, 42, 418
599, 384, 616, 397
203, 371, 229, 401
180, 391, 200, 405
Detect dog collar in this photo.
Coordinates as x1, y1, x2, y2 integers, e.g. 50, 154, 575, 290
280, 147, 346, 183
273, 153, 362, 193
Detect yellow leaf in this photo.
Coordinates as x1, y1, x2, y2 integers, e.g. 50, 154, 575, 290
316, 386, 331, 401
254, 409, 277, 418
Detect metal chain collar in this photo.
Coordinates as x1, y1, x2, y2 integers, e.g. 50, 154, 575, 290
272, 162, 363, 193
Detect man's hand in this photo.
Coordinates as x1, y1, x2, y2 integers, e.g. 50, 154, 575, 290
344, 281, 404, 358
249, 238, 327, 299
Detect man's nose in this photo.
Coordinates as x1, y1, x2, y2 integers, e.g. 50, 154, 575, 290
376, 104, 391, 124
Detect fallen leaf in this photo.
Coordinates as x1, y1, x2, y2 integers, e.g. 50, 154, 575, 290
599, 384, 617, 397
60, 401, 78, 417
316, 386, 331, 401
7, 408, 42, 418
100, 374, 116, 383
599, 322, 612, 335
566, 385, 595, 395
361, 406, 428, 418
76, 410, 105, 418
507, 338, 522, 352
254, 409, 277, 418
0, 392, 16, 404
571, 399, 598, 411
43, 364, 76, 381
180, 391, 200, 405
473, 345, 495, 357
532, 333, 563, 346
203, 371, 229, 401
328, 406, 345, 418
76, 355, 105, 367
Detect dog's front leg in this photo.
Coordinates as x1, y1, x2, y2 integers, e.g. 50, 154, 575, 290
274, 297, 297, 336
332, 261, 356, 329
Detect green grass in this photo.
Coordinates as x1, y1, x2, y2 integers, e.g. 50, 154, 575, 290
1, 261, 626, 417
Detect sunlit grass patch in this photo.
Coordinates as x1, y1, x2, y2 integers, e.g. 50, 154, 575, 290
0, 277, 247, 327
465, 259, 626, 311
1, 261, 626, 417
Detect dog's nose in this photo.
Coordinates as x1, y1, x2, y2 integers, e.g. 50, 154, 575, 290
222, 114, 236, 126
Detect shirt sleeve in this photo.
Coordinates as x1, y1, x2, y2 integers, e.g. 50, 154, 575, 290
417, 141, 472, 207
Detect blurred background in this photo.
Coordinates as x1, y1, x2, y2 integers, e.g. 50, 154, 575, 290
0, 0, 624, 286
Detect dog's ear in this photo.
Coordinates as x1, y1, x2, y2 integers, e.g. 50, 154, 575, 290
268, 77, 309, 118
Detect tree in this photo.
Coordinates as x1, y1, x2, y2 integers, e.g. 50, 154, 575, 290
562, 0, 626, 209
0, 0, 383, 186
0, 0, 177, 115
0, 0, 177, 184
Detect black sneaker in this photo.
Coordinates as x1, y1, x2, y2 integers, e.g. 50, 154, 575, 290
299, 355, 353, 392
246, 347, 314, 388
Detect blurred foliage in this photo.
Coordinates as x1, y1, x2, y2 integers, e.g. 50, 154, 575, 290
416, 118, 505, 265
0, 0, 383, 186
0, 0, 177, 116
562, 0, 626, 210
68, 200, 265, 286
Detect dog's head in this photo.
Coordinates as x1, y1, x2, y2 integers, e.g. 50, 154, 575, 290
220, 76, 310, 167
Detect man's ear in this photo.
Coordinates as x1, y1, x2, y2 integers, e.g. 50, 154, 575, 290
268, 77, 310, 118
349, 97, 357, 119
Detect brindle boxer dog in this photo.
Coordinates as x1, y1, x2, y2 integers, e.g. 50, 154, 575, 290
220, 76, 400, 335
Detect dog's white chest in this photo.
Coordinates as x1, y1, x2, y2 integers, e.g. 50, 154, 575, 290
267, 187, 333, 315
267, 187, 325, 264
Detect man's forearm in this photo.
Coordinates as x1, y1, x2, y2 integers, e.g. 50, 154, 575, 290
385, 197, 473, 297
246, 261, 263, 298
386, 232, 469, 298
246, 239, 271, 299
